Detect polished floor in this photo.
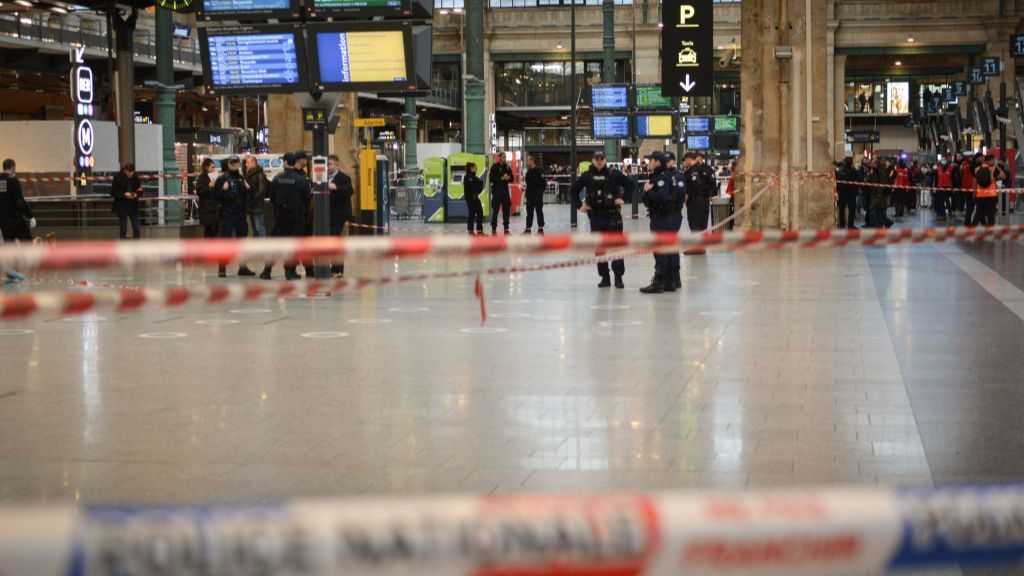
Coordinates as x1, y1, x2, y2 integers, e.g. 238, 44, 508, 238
1, 205, 1023, 574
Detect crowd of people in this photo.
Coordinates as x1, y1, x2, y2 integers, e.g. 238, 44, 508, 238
834, 152, 1012, 229
193, 150, 355, 280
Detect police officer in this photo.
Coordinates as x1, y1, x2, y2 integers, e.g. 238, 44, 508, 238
489, 152, 513, 235
640, 151, 677, 294
664, 152, 685, 290
0, 158, 34, 243
260, 152, 312, 281
213, 155, 256, 278
683, 152, 715, 255
572, 150, 634, 288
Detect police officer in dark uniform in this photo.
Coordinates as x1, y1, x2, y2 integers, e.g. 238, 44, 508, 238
489, 152, 513, 235
640, 151, 678, 294
664, 152, 686, 289
213, 155, 256, 278
0, 158, 33, 243
571, 150, 634, 288
683, 152, 716, 255
260, 152, 312, 281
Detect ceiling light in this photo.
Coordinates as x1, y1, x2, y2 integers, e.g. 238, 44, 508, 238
15, 0, 32, 7
555, 43, 563, 50
717, 45, 724, 50
907, 36, 915, 43
51, 6, 67, 13
439, 8, 448, 14
895, 61, 902, 66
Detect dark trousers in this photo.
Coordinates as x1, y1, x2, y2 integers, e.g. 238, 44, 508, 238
491, 194, 511, 231
525, 200, 545, 230
466, 198, 484, 232
838, 191, 858, 228
894, 189, 909, 217
869, 207, 888, 228
219, 212, 250, 273
933, 189, 949, 218
976, 196, 997, 226
964, 194, 977, 225
687, 196, 710, 232
666, 212, 682, 277
330, 222, 347, 275
118, 210, 141, 240
0, 219, 30, 242
590, 210, 624, 278
203, 223, 219, 238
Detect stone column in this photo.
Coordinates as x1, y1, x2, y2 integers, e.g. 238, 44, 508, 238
738, 0, 834, 230
404, 97, 418, 170
111, 8, 137, 166
833, 53, 847, 162
266, 94, 311, 155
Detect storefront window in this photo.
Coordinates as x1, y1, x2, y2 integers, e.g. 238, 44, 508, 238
495, 59, 631, 108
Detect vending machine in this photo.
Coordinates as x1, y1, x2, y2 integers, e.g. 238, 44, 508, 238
447, 152, 489, 221
422, 157, 447, 223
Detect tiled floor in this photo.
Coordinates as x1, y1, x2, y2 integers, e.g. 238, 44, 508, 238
1, 204, 1023, 575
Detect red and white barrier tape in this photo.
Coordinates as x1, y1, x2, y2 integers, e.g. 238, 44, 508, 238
3, 485, 1024, 576
18, 173, 200, 184
7, 224, 1020, 273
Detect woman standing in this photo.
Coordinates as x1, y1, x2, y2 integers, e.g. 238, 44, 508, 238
110, 163, 142, 240
196, 158, 219, 238
464, 162, 485, 235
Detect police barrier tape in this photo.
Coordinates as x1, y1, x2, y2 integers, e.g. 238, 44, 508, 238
0, 247, 656, 319
735, 169, 1024, 195
18, 173, 199, 184
3, 485, 1024, 576
2, 225, 1023, 273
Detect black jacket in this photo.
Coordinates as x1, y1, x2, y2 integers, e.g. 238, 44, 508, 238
329, 170, 354, 227
0, 174, 32, 223
836, 166, 862, 196
110, 171, 142, 215
213, 170, 249, 217
245, 166, 269, 215
196, 172, 219, 226
465, 173, 484, 205
489, 162, 512, 199
525, 167, 546, 203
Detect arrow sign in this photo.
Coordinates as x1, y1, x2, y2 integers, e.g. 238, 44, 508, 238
680, 75, 696, 92
661, 0, 712, 97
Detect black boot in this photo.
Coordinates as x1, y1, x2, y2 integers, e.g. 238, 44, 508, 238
598, 274, 611, 288
614, 274, 624, 289
673, 270, 682, 290
662, 277, 677, 292
218, 266, 226, 278
238, 266, 256, 277
285, 268, 301, 281
640, 276, 665, 294
259, 267, 272, 281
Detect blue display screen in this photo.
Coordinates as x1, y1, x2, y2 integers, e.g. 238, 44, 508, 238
686, 116, 710, 132
593, 115, 630, 138
203, 0, 290, 12
207, 33, 300, 88
591, 86, 629, 110
315, 30, 408, 85
687, 135, 711, 149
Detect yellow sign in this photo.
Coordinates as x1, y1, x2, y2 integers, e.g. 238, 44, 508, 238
354, 118, 386, 128
345, 30, 407, 83
360, 148, 377, 210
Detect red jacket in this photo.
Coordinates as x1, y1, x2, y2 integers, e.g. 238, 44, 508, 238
936, 164, 954, 188
895, 167, 910, 187
960, 160, 975, 190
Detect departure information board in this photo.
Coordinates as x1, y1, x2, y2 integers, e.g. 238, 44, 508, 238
687, 135, 711, 149
313, 0, 401, 8
591, 85, 629, 110
636, 85, 673, 109
593, 115, 630, 139
313, 27, 412, 89
714, 116, 738, 132
200, 25, 307, 93
203, 0, 288, 12
197, 0, 299, 20
636, 115, 674, 138
686, 116, 710, 132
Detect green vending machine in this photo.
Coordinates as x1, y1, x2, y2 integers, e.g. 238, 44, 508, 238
422, 157, 447, 223
447, 152, 490, 221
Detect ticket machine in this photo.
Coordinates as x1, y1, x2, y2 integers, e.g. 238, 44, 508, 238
447, 152, 489, 221
422, 157, 447, 223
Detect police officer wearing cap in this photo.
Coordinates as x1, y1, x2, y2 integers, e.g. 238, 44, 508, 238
664, 152, 685, 289
213, 155, 256, 278
260, 152, 312, 281
640, 151, 677, 294
683, 152, 715, 255
571, 150, 634, 288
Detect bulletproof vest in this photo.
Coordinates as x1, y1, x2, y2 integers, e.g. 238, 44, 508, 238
273, 171, 307, 215
222, 174, 245, 210
588, 170, 617, 208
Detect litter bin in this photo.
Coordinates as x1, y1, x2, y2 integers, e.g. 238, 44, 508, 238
711, 196, 734, 230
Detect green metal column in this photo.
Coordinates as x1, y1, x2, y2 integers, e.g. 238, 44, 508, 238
404, 97, 418, 170
602, 0, 618, 161
154, 7, 181, 220
464, 0, 485, 155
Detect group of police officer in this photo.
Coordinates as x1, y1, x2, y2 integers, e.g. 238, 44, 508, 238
573, 149, 716, 294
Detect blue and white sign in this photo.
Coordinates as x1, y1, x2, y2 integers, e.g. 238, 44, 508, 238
591, 86, 629, 111
207, 33, 300, 88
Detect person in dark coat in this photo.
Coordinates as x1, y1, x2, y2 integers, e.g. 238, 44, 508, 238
489, 152, 513, 235
0, 158, 34, 242
523, 155, 546, 233
212, 155, 255, 278
464, 162, 485, 235
195, 158, 219, 238
110, 163, 142, 240
328, 154, 354, 277
836, 157, 862, 229
244, 156, 269, 238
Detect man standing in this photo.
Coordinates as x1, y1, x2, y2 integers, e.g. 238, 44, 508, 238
244, 156, 269, 238
523, 155, 546, 234
572, 150, 634, 288
682, 152, 715, 255
213, 156, 256, 278
327, 154, 354, 278
639, 151, 677, 294
489, 152, 513, 235
0, 158, 34, 242
664, 152, 685, 289
261, 153, 311, 281
934, 158, 955, 222
973, 155, 1005, 226
836, 157, 861, 229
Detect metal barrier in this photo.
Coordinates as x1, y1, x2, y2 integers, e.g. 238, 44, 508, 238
25, 194, 198, 240
1, 485, 1024, 576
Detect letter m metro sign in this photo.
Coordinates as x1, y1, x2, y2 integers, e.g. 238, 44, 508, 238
662, 0, 714, 97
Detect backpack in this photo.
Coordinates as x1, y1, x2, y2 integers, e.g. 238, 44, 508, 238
976, 166, 993, 188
